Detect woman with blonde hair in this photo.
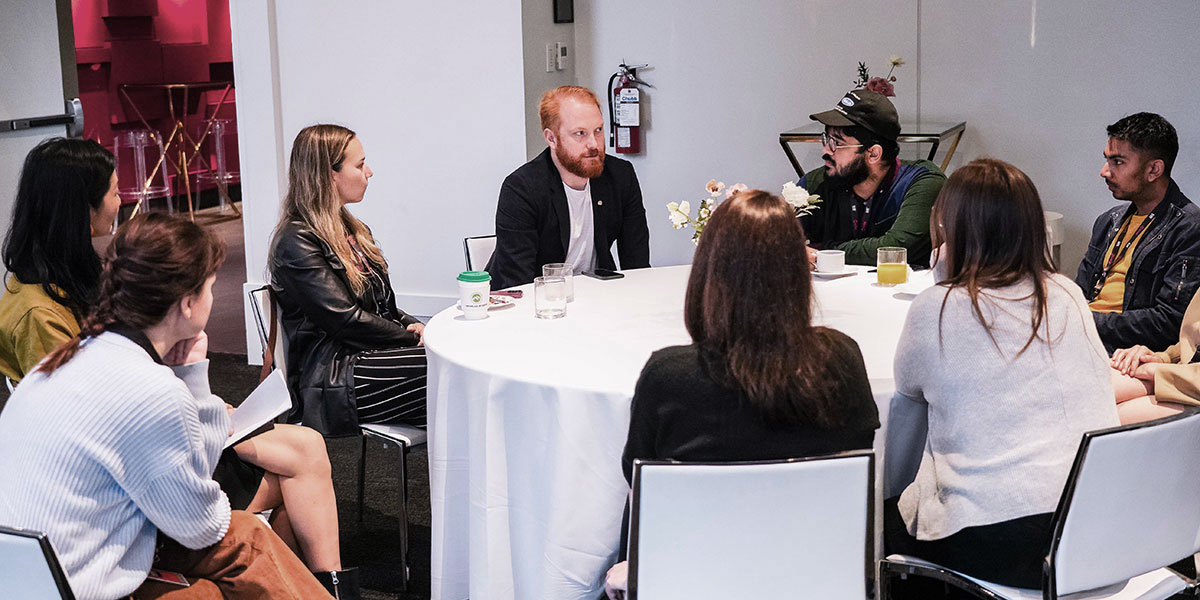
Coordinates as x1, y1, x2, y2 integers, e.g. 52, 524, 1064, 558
270, 124, 427, 437
0, 140, 355, 597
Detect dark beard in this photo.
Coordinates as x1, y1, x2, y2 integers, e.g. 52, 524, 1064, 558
557, 145, 605, 179
825, 152, 869, 189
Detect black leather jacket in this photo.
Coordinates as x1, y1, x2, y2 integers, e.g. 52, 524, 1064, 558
269, 221, 420, 437
1075, 180, 1200, 353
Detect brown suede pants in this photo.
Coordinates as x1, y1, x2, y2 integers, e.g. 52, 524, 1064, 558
131, 511, 331, 599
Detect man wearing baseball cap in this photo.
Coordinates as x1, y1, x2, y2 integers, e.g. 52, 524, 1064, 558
799, 89, 945, 267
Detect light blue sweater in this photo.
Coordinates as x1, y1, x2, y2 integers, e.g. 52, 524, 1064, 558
894, 274, 1120, 540
0, 332, 231, 600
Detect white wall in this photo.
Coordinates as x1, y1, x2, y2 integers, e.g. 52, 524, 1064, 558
575, 0, 920, 268
0, 1, 70, 231
231, 0, 529, 358
575, 0, 1200, 272
521, 0, 577, 159
920, 0, 1200, 271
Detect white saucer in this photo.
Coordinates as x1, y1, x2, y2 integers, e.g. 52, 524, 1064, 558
812, 269, 856, 279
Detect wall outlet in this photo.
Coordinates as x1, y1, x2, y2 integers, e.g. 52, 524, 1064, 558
545, 43, 555, 73
556, 42, 569, 70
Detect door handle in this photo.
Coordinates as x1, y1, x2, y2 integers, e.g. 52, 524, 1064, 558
1, 98, 84, 137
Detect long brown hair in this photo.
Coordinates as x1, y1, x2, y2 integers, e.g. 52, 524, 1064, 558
931, 158, 1055, 355
684, 189, 846, 428
37, 214, 225, 375
277, 124, 385, 295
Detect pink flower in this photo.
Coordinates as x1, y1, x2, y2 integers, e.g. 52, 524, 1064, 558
725, 183, 749, 199
865, 76, 895, 97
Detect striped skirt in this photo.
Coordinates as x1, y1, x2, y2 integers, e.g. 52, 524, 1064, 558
352, 346, 427, 428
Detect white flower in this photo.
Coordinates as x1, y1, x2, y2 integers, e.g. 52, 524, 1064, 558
705, 179, 725, 196
888, 54, 906, 67
667, 200, 691, 228
781, 181, 811, 209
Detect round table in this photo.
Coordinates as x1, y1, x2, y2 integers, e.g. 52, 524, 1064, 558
424, 264, 934, 600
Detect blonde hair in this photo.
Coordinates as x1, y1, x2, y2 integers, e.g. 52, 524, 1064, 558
278, 124, 386, 295
538, 86, 601, 132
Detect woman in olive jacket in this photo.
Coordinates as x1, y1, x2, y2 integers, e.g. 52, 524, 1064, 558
269, 124, 426, 437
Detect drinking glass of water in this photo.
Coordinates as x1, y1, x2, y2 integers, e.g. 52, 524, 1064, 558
534, 276, 567, 319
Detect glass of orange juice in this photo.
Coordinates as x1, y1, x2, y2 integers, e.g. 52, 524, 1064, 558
877, 247, 908, 286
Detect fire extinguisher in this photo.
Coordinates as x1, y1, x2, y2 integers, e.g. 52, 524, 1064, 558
608, 61, 652, 154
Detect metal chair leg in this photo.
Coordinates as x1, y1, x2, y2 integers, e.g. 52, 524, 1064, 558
397, 440, 410, 592
357, 434, 368, 525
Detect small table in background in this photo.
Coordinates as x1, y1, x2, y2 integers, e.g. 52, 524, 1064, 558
779, 121, 966, 178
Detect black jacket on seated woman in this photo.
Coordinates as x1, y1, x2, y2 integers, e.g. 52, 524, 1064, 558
269, 124, 428, 438
604, 189, 880, 600
270, 220, 421, 437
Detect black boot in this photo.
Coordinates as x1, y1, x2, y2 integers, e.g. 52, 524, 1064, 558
313, 567, 361, 600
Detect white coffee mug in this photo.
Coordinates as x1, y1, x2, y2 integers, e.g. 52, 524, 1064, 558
815, 249, 846, 273
457, 271, 491, 320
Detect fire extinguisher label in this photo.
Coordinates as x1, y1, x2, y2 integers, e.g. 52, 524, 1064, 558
618, 88, 640, 102
616, 104, 640, 127
616, 127, 632, 148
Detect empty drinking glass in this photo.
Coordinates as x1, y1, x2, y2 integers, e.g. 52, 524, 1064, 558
542, 263, 574, 302
534, 276, 567, 319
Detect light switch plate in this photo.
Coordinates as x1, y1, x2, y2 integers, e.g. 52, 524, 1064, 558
545, 43, 555, 73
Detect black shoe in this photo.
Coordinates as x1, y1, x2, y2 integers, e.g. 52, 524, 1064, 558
313, 567, 360, 600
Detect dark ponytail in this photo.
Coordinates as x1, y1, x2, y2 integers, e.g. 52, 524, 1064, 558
37, 213, 225, 375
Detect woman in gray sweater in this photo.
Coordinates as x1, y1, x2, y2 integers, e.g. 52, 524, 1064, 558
886, 159, 1119, 588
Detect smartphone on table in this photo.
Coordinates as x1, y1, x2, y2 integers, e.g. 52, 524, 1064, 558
582, 268, 624, 280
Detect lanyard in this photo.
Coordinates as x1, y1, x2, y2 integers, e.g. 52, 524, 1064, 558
849, 159, 900, 239
851, 200, 871, 236
1091, 212, 1155, 299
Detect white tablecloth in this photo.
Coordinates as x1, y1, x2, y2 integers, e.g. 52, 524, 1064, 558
425, 264, 933, 600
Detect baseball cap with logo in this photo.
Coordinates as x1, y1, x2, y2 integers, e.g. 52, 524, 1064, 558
809, 89, 901, 142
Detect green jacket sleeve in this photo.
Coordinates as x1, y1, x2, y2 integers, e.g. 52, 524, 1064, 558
836, 173, 943, 265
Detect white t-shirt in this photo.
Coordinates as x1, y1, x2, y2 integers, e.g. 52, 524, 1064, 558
563, 182, 597, 274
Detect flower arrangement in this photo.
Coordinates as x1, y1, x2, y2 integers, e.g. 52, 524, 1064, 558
667, 180, 821, 244
852, 54, 905, 97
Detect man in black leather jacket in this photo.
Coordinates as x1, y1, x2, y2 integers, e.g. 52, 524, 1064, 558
1075, 113, 1200, 353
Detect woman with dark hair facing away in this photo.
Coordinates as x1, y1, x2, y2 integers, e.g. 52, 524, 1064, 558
0, 214, 332, 599
269, 124, 427, 436
0, 138, 117, 382
0, 139, 357, 597
604, 189, 880, 598
886, 159, 1118, 589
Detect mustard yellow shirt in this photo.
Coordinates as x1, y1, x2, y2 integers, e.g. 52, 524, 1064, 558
0, 275, 80, 383
1089, 214, 1152, 314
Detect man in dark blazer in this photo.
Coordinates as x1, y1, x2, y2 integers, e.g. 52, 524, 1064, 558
487, 85, 650, 290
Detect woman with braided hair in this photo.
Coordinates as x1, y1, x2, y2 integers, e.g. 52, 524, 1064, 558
0, 140, 358, 598
0, 214, 335, 598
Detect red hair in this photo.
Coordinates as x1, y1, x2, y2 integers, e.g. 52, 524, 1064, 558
538, 86, 601, 132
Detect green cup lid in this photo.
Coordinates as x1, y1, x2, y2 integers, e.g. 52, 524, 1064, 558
457, 271, 491, 283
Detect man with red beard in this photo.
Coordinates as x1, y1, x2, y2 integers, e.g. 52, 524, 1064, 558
487, 86, 650, 290
798, 89, 944, 267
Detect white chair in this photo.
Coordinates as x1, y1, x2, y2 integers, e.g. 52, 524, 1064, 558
879, 409, 1200, 600
463, 234, 496, 271
356, 422, 427, 591
249, 285, 426, 591
627, 450, 875, 600
0, 525, 75, 598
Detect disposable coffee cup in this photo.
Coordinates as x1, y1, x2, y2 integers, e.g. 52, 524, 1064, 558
457, 271, 491, 320
815, 249, 845, 273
